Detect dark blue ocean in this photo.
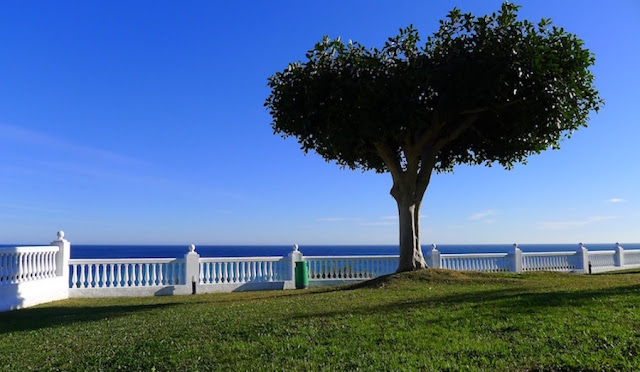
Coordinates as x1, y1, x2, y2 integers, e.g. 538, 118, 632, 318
2, 243, 635, 259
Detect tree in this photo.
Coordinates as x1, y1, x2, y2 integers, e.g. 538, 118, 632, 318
265, 3, 603, 272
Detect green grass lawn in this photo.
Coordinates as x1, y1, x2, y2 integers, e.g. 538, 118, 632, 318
2, 269, 640, 371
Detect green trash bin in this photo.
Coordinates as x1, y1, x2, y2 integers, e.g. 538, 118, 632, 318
295, 261, 309, 289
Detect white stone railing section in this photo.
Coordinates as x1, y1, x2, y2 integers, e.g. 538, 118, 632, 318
199, 257, 287, 284
69, 259, 185, 289
305, 255, 398, 280
440, 253, 510, 272
588, 250, 616, 271
522, 251, 578, 272
0, 246, 60, 285
624, 249, 640, 266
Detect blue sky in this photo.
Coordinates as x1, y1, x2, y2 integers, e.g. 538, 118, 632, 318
1, 0, 638, 245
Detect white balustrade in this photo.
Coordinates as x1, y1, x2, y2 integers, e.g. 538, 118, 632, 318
588, 250, 616, 269
69, 259, 184, 289
0, 246, 60, 285
624, 249, 640, 266
199, 257, 286, 284
440, 253, 510, 272
522, 251, 578, 272
305, 255, 398, 280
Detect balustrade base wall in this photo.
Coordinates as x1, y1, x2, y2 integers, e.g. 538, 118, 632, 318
69, 285, 193, 298
0, 276, 68, 312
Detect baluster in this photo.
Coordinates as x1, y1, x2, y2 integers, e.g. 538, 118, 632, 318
214, 262, 219, 283
33, 252, 40, 279
323, 260, 328, 278
16, 253, 23, 282
141, 263, 148, 286
49, 251, 55, 277
233, 262, 239, 283
70, 264, 78, 287
157, 263, 164, 285
79, 264, 86, 288
213, 262, 219, 283
254, 261, 260, 281
198, 262, 204, 284
40, 251, 45, 278
40, 252, 47, 278
33, 252, 38, 279
23, 253, 29, 281
124, 264, 131, 287
87, 264, 93, 287
97, 263, 105, 288
150, 263, 158, 285
111, 264, 117, 287
132, 264, 138, 286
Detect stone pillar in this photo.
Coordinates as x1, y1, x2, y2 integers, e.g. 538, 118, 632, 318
185, 244, 200, 293
615, 242, 625, 268
426, 244, 440, 269
287, 244, 303, 288
576, 243, 589, 274
51, 230, 70, 278
510, 243, 522, 273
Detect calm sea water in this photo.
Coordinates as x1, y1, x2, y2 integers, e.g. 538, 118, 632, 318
2, 243, 636, 259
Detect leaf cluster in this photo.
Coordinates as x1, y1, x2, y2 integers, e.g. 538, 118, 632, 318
265, 3, 603, 173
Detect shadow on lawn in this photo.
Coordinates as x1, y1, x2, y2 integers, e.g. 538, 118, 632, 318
0, 302, 181, 335
292, 282, 640, 321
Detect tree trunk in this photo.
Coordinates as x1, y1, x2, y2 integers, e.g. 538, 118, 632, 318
393, 188, 428, 272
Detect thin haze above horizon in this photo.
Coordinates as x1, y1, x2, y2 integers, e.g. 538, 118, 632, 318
1, 0, 638, 245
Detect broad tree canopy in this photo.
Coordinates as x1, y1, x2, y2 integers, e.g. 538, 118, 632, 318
265, 3, 602, 272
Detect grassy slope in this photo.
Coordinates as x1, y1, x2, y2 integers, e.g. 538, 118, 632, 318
1, 270, 640, 371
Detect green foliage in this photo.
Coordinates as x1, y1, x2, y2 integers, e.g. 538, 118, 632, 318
1, 270, 640, 371
265, 3, 602, 173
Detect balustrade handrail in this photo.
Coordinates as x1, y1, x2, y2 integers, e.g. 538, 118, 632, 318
441, 253, 508, 258
69, 258, 182, 264
587, 250, 616, 255
1, 246, 59, 253
305, 255, 399, 259
199, 256, 284, 263
522, 251, 576, 257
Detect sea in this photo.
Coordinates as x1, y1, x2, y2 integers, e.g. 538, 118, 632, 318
3, 243, 639, 259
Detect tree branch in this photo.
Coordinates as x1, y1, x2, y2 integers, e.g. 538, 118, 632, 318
459, 98, 525, 116
374, 142, 403, 180
434, 114, 478, 151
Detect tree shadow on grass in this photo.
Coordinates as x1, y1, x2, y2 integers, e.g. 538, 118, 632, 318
0, 302, 181, 335
291, 282, 640, 321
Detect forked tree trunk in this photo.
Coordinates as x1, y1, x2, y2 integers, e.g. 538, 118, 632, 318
393, 187, 428, 272
375, 142, 435, 272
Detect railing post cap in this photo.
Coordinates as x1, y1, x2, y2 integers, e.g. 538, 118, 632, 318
189, 244, 196, 252
513, 243, 519, 249
57, 230, 65, 240
293, 244, 299, 251
431, 243, 437, 250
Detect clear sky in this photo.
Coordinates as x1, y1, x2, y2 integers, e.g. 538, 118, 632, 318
1, 0, 638, 246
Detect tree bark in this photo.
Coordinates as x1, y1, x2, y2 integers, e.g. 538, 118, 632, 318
395, 195, 427, 272
391, 177, 428, 272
